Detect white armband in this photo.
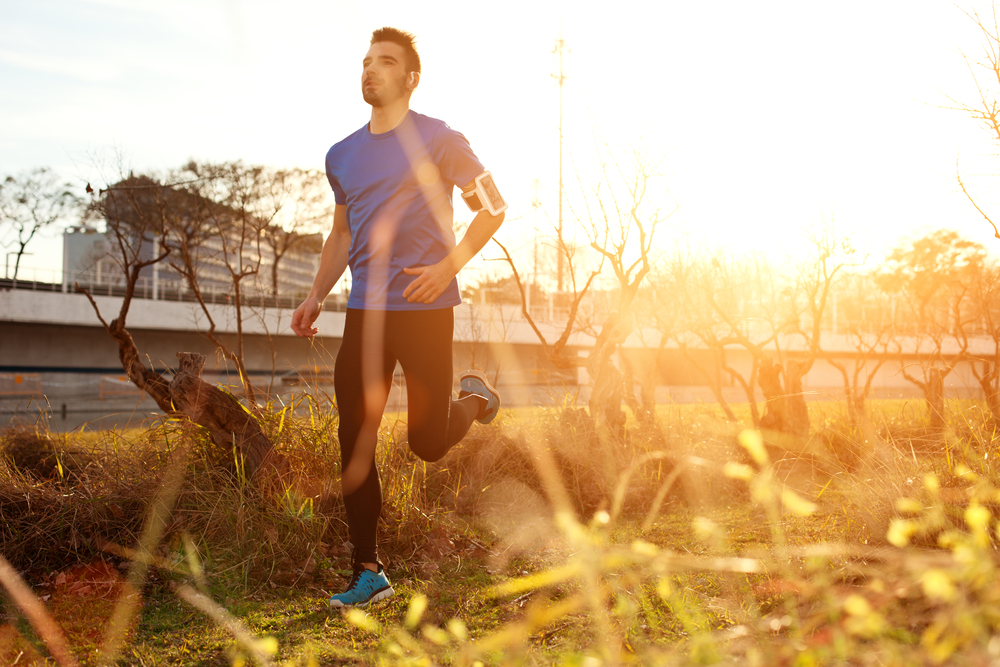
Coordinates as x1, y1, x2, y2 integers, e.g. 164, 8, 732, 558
461, 171, 507, 216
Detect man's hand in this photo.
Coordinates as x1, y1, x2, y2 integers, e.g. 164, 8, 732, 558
402, 260, 456, 304
291, 296, 323, 337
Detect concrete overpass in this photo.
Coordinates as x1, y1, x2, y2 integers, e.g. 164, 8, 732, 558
0, 281, 993, 428
0, 284, 587, 421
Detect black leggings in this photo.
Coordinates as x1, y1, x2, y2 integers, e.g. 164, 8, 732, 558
334, 307, 481, 565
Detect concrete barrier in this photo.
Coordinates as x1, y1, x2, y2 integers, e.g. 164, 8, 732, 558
0, 374, 43, 398
98, 376, 143, 400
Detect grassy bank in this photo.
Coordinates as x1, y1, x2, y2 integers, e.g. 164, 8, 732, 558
2, 397, 1000, 665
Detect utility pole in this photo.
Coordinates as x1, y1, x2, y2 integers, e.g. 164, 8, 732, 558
552, 36, 568, 294
531, 178, 541, 317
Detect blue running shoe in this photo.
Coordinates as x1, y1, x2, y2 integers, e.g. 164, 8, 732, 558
329, 566, 395, 609
459, 370, 501, 424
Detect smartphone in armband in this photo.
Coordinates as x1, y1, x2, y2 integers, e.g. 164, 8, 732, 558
461, 171, 507, 216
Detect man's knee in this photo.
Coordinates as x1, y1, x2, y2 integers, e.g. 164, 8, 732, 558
407, 433, 448, 463
416, 450, 447, 463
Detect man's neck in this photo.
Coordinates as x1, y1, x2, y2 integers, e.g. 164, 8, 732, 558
369, 102, 410, 134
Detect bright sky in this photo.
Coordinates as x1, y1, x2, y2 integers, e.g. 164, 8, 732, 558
3, 0, 1000, 281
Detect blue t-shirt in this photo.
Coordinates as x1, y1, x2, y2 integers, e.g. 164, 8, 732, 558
325, 111, 485, 310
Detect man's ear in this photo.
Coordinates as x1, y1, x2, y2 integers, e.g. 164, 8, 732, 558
408, 71, 419, 89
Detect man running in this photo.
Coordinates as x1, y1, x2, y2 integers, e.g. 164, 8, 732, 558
291, 26, 504, 608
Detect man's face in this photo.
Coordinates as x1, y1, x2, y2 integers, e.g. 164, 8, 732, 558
362, 41, 411, 107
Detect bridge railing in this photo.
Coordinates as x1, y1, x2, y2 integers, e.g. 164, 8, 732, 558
6, 266, 986, 338
0, 268, 350, 313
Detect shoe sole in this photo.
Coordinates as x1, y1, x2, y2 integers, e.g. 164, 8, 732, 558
329, 585, 395, 609
461, 370, 501, 424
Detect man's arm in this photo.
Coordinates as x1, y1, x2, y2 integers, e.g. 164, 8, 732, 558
402, 176, 505, 304
291, 204, 351, 337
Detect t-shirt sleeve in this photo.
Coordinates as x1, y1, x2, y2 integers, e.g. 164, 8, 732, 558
325, 148, 347, 205
432, 124, 486, 189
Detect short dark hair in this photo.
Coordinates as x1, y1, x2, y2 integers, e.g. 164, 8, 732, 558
370, 27, 421, 74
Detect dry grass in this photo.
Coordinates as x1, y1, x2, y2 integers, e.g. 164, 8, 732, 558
3, 397, 1000, 665
0, 424, 154, 573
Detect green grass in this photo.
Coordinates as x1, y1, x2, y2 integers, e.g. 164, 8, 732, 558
4, 398, 1000, 664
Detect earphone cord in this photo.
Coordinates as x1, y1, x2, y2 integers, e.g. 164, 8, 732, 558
390, 109, 409, 131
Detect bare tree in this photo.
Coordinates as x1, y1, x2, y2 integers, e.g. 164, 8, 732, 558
776, 225, 858, 435
497, 146, 675, 435
576, 147, 676, 432
952, 3, 1000, 240
259, 168, 334, 297
947, 5, 1000, 420
959, 258, 1000, 421
628, 269, 682, 426
877, 229, 983, 429
79, 173, 175, 411
665, 226, 850, 439
825, 271, 895, 425
77, 171, 282, 477
167, 160, 294, 406
677, 250, 789, 429
82, 161, 322, 410
461, 298, 517, 389
0, 168, 80, 279
662, 251, 742, 423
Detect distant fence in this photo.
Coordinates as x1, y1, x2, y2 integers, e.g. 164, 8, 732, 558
280, 369, 412, 388
0, 373, 43, 398
281, 371, 335, 387
98, 376, 144, 400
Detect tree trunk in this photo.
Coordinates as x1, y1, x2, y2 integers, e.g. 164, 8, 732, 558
102, 316, 282, 479
758, 358, 786, 433
169, 353, 284, 478
638, 354, 658, 427
846, 390, 866, 427
586, 315, 629, 439
978, 363, 1000, 424
784, 360, 810, 437
926, 367, 947, 430
588, 354, 627, 440
619, 351, 657, 427
620, 352, 641, 415
107, 317, 175, 413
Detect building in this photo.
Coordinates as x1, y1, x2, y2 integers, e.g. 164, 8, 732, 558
62, 224, 322, 306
